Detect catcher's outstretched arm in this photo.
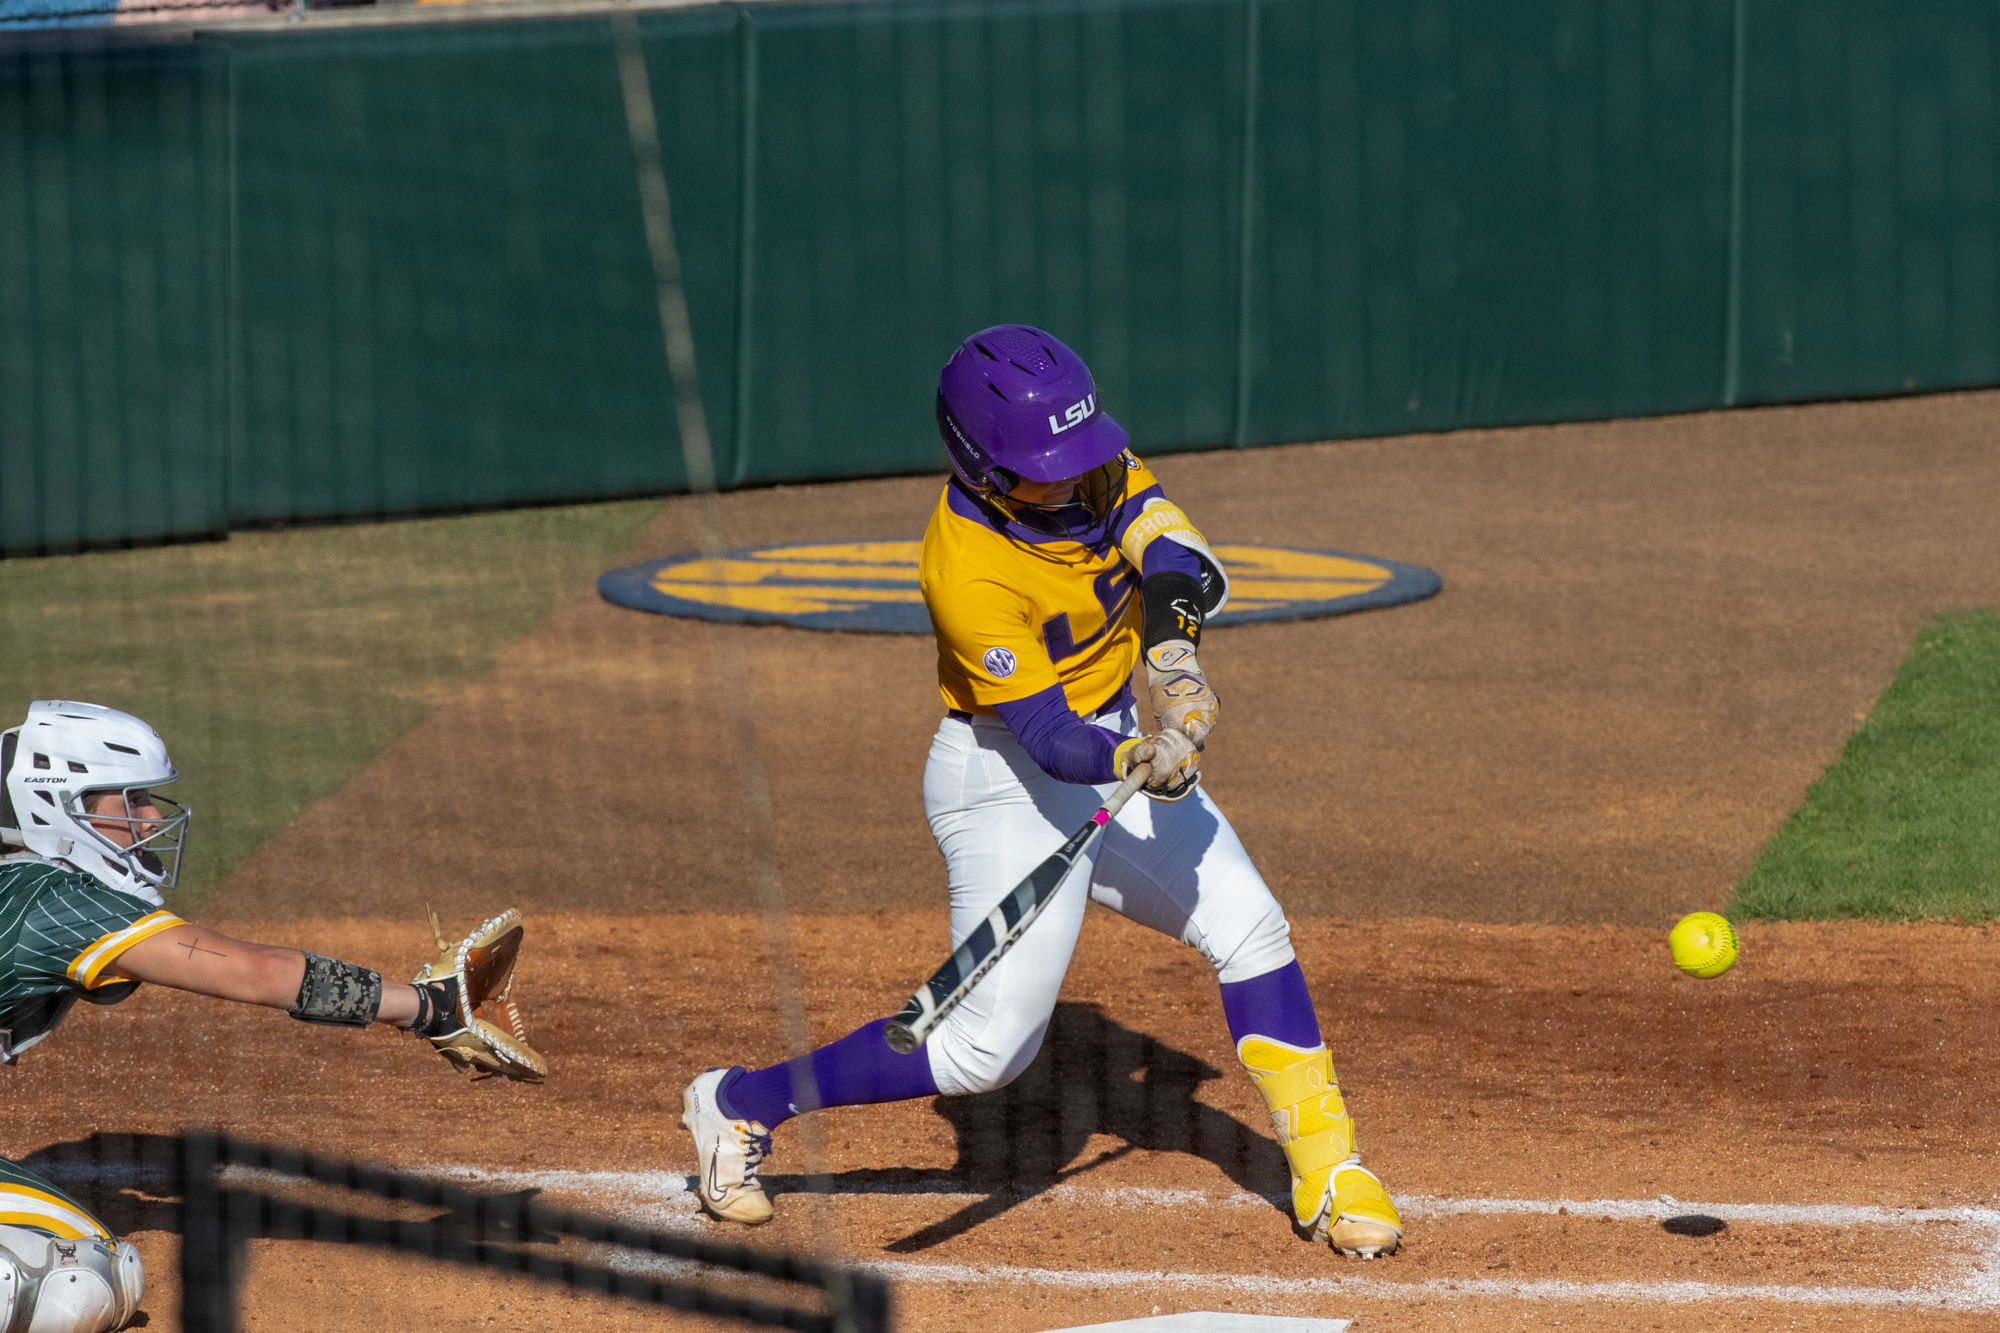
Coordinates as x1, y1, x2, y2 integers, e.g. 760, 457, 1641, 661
114, 924, 419, 1026
117, 911, 546, 1081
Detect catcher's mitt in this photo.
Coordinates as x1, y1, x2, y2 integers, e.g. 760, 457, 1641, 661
411, 907, 547, 1082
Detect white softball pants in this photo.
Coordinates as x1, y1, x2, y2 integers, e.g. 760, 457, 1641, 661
920, 700, 1296, 1097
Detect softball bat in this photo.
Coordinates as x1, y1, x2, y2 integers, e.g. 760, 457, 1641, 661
883, 762, 1152, 1054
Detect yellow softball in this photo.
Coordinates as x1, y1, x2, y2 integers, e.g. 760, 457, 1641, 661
1669, 912, 1739, 979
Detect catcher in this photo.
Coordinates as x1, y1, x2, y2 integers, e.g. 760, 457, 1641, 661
0, 699, 545, 1333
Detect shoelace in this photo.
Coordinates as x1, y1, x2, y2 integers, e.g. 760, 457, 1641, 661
736, 1126, 773, 1184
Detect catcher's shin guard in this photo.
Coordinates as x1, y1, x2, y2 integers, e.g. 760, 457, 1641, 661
1238, 1036, 1403, 1258
0, 1224, 144, 1333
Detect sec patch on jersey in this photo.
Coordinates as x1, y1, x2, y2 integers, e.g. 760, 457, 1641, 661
598, 540, 1439, 633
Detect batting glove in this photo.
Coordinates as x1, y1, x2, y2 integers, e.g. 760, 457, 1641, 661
1145, 639, 1219, 744
1116, 729, 1201, 802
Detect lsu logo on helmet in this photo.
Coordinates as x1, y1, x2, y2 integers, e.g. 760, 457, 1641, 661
1048, 393, 1095, 435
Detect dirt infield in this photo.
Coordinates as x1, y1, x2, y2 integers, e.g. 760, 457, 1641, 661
14, 389, 2000, 1330
11, 913, 2000, 1330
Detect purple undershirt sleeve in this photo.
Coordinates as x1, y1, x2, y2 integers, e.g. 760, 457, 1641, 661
1141, 537, 1202, 578
993, 684, 1124, 785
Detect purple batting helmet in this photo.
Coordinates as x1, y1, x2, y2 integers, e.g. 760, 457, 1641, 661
936, 325, 1130, 493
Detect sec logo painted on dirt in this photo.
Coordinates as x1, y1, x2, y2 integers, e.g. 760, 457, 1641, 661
598, 540, 1441, 634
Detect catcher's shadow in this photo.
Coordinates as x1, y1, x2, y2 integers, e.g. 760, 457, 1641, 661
874, 1002, 1286, 1252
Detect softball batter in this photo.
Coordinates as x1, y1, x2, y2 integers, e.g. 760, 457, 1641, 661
683, 325, 1401, 1259
0, 700, 543, 1333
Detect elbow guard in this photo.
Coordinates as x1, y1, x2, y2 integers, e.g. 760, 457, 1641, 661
1118, 497, 1231, 617
289, 952, 383, 1027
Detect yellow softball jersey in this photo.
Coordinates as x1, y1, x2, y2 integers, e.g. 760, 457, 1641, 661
921, 453, 1222, 716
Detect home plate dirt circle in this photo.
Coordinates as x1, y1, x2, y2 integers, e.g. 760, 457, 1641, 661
596, 541, 1441, 633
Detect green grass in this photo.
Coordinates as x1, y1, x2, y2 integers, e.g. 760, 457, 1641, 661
1729, 607, 2000, 921
0, 499, 663, 912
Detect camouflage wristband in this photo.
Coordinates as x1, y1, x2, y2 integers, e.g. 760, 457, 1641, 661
289, 952, 383, 1027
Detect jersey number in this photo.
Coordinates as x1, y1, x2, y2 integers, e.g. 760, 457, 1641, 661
1041, 566, 1137, 663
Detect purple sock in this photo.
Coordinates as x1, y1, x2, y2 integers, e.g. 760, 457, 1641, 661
1219, 959, 1324, 1051
716, 1018, 941, 1130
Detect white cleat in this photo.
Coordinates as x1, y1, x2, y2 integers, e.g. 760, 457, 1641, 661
682, 1068, 774, 1225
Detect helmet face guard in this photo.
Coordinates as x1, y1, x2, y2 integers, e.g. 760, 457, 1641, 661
63, 786, 189, 893
989, 452, 1133, 542
2, 702, 190, 905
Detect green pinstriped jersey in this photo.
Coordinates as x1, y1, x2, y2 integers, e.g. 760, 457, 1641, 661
0, 856, 183, 1063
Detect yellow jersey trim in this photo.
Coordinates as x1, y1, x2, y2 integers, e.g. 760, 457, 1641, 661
68, 910, 184, 989
0, 1184, 111, 1240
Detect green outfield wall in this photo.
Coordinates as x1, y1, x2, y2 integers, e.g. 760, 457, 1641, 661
4, 0, 1999, 552
0, 37, 231, 551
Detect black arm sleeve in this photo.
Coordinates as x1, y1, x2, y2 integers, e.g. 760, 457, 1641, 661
1141, 570, 1206, 653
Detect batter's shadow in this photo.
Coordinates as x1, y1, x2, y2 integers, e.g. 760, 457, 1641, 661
18, 1133, 184, 1237
17, 1133, 555, 1246
871, 1002, 1288, 1253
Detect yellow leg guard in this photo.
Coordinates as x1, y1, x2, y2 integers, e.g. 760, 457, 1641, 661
1238, 1036, 1403, 1258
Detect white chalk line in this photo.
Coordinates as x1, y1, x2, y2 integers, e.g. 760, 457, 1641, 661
32, 1161, 2000, 1228
603, 1249, 2000, 1313
30, 1162, 2000, 1311
1402, 1195, 2000, 1230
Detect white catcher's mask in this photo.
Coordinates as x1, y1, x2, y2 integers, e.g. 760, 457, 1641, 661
0, 701, 189, 907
